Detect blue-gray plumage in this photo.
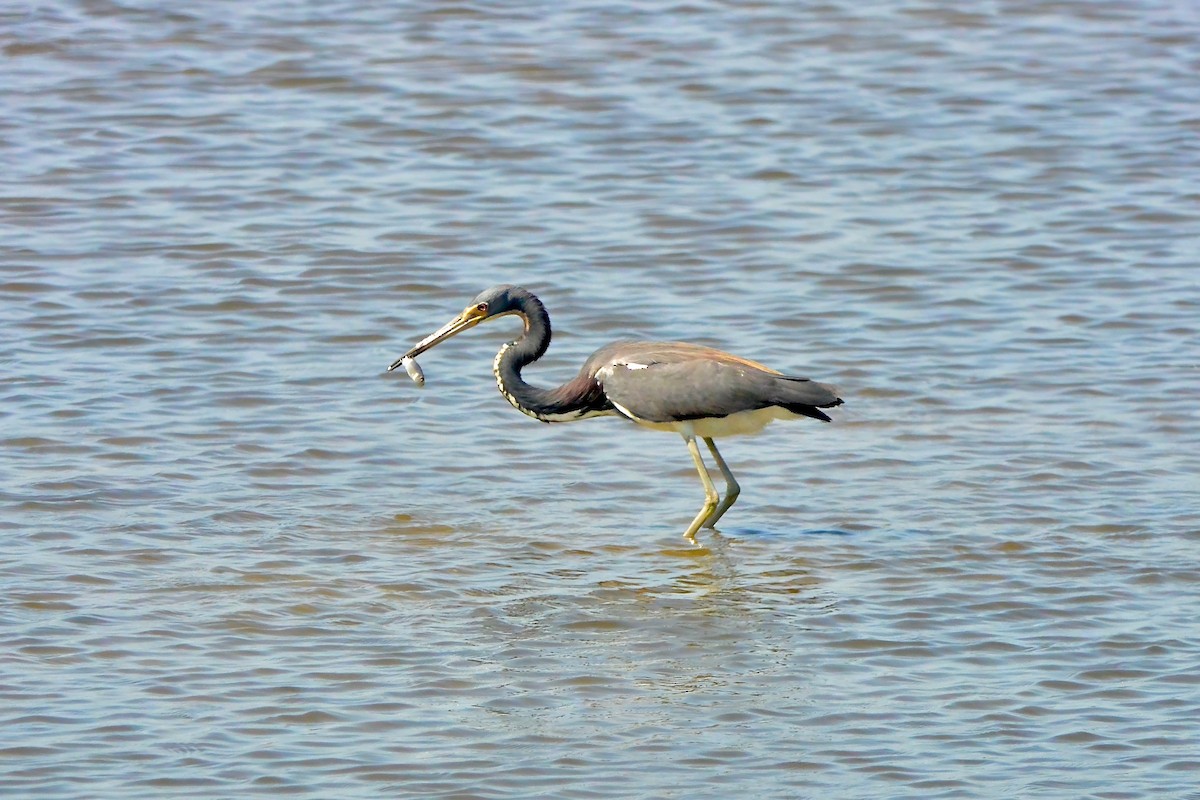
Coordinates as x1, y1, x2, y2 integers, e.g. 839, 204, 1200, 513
390, 285, 843, 540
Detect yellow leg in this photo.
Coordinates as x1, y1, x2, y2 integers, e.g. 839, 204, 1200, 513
702, 437, 740, 528
682, 435, 719, 541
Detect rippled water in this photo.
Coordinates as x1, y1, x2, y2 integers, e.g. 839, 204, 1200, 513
3, 1, 1199, 797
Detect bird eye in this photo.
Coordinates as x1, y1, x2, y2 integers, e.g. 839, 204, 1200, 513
476, 303, 488, 312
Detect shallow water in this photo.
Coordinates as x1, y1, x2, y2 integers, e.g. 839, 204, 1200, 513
2, 1, 1199, 797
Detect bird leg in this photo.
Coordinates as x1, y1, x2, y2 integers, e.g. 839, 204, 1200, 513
683, 435, 720, 541
702, 437, 740, 528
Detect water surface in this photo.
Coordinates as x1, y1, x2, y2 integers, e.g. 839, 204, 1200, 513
2, 1, 1198, 797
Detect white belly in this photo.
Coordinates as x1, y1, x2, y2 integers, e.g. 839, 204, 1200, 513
609, 402, 800, 438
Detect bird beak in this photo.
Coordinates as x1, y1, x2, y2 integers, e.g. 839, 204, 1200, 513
388, 310, 485, 370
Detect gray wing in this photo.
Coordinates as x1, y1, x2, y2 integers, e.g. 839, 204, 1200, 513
589, 342, 842, 424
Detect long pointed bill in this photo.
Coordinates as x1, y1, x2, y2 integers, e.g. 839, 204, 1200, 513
388, 312, 484, 371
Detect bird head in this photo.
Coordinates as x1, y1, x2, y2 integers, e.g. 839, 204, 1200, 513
388, 285, 524, 370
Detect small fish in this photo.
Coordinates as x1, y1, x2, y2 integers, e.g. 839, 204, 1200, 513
400, 355, 425, 387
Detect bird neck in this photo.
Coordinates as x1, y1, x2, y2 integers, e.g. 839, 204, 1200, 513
492, 294, 608, 423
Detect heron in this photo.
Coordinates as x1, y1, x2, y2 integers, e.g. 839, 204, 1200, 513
389, 285, 843, 541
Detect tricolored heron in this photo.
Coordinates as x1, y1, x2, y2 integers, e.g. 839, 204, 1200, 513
389, 285, 843, 540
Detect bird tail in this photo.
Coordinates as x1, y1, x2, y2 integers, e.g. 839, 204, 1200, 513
775, 376, 843, 422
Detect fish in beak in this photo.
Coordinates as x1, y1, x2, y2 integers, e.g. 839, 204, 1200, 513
387, 302, 491, 373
